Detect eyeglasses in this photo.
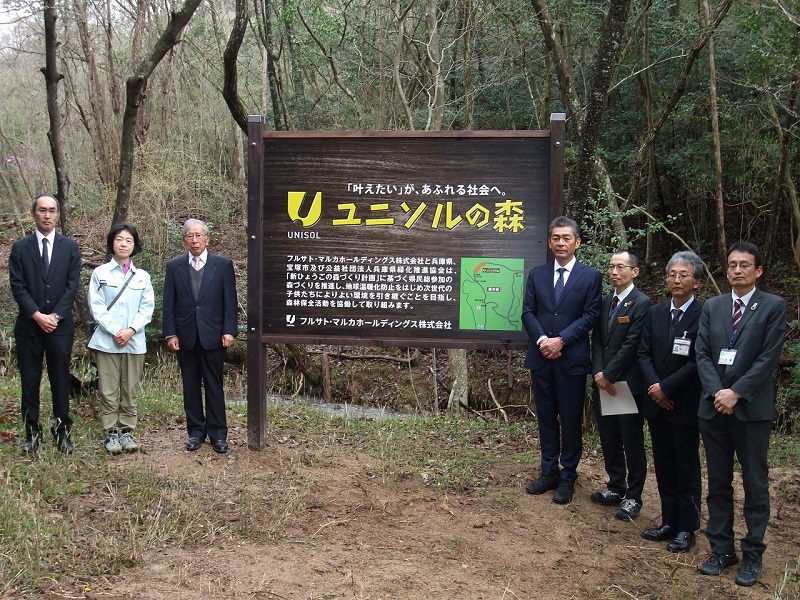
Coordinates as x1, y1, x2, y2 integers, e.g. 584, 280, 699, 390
667, 272, 694, 280
727, 262, 754, 270
183, 233, 207, 240
607, 264, 633, 272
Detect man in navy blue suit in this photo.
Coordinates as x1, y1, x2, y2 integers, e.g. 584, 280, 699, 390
163, 219, 238, 454
522, 216, 602, 504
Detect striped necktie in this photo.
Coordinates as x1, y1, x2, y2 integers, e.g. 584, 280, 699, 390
732, 299, 743, 333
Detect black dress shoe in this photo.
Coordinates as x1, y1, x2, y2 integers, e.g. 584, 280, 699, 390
553, 480, 575, 504
699, 552, 739, 576
667, 531, 695, 553
57, 435, 74, 455
525, 475, 559, 495
185, 437, 203, 451
591, 489, 623, 506
23, 439, 40, 454
735, 552, 762, 587
641, 524, 674, 542
211, 439, 229, 454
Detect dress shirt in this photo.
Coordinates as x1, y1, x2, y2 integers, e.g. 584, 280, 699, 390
35, 230, 55, 263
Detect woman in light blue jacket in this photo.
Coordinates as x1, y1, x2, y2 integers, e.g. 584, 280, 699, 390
88, 223, 154, 454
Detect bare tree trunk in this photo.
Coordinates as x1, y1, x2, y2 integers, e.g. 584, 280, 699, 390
703, 0, 727, 267
447, 348, 469, 413
626, 0, 735, 203
41, 0, 71, 234
222, 0, 249, 133
641, 8, 656, 266
425, 0, 445, 131
113, 0, 205, 225
568, 0, 633, 221
394, 0, 415, 130
254, 0, 288, 131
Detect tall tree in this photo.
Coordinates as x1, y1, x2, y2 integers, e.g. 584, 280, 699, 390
113, 0, 205, 225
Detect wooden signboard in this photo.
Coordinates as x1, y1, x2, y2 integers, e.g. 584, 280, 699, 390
246, 117, 565, 448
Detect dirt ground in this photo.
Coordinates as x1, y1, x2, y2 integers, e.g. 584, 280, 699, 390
73, 423, 800, 600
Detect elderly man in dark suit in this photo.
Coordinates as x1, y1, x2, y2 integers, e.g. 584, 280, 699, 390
696, 242, 786, 587
522, 216, 602, 504
163, 219, 238, 454
590, 251, 651, 521
638, 251, 704, 553
9, 194, 82, 454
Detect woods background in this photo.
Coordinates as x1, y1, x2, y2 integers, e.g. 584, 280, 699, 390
0, 0, 798, 422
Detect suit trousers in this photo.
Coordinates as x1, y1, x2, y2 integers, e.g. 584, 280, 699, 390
699, 414, 771, 556
531, 363, 587, 482
95, 351, 145, 431
177, 344, 228, 442
593, 396, 647, 502
647, 414, 701, 531
16, 330, 73, 438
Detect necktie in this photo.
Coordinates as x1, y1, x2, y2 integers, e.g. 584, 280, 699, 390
610, 296, 619, 313
192, 256, 202, 271
671, 308, 682, 326
41, 238, 50, 273
732, 299, 743, 333
554, 267, 566, 304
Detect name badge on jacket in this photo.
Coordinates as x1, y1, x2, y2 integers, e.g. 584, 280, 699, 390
672, 337, 691, 356
617, 315, 630, 324
718, 349, 737, 365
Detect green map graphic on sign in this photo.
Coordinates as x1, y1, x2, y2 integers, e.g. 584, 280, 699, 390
459, 258, 525, 331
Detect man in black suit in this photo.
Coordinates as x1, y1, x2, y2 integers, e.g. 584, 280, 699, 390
590, 251, 651, 520
522, 216, 602, 504
9, 194, 82, 454
163, 219, 238, 453
638, 251, 704, 553
696, 242, 786, 587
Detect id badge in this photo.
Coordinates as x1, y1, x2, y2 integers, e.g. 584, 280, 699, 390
718, 349, 737, 365
672, 338, 691, 356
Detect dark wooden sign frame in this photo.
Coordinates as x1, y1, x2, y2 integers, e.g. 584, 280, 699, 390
246, 116, 565, 449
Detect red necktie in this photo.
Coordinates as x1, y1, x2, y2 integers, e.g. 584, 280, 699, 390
732, 299, 743, 333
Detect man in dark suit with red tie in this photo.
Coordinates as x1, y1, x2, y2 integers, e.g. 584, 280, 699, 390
163, 219, 238, 454
522, 216, 602, 504
9, 194, 82, 454
638, 251, 704, 553
590, 251, 651, 521
696, 242, 786, 587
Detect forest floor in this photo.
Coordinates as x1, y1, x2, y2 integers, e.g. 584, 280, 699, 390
64, 415, 800, 600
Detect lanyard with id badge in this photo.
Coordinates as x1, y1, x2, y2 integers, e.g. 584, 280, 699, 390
672, 332, 691, 357
718, 306, 742, 366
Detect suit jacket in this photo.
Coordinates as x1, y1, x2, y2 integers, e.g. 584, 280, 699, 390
696, 290, 786, 421
9, 232, 82, 336
638, 298, 702, 423
591, 287, 651, 396
522, 260, 602, 373
162, 252, 238, 350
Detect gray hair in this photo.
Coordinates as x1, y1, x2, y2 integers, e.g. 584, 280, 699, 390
665, 251, 703, 279
548, 215, 580, 239
182, 219, 209, 236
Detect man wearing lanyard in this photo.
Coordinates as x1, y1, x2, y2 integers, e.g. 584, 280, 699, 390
695, 242, 786, 586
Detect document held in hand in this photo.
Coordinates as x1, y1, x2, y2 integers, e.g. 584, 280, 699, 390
599, 381, 639, 416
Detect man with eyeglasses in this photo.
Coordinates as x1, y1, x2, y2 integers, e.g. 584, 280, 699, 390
9, 194, 82, 454
695, 242, 786, 586
163, 219, 238, 454
638, 251, 704, 553
589, 251, 651, 520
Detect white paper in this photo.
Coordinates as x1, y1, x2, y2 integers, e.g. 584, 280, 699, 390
599, 381, 639, 416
